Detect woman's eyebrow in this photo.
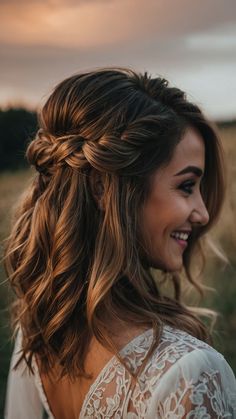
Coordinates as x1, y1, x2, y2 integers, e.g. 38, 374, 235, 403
174, 166, 203, 177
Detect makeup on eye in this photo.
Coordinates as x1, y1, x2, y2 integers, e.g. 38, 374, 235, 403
174, 166, 204, 196
179, 180, 196, 195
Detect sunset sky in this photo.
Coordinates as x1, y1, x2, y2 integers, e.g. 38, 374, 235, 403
1, 0, 236, 120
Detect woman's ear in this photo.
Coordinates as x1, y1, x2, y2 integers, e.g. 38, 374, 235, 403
89, 168, 105, 210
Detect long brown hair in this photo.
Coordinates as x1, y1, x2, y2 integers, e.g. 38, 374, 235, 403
4, 67, 225, 378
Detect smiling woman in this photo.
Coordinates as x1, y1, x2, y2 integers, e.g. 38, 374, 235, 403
4, 68, 236, 418
141, 127, 209, 272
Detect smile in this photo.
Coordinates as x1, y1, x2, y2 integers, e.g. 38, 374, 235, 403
170, 231, 190, 240
170, 231, 191, 249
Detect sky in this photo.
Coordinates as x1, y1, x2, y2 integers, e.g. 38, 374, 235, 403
1, 0, 236, 120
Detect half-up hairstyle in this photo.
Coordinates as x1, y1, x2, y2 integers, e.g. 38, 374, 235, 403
4, 67, 225, 378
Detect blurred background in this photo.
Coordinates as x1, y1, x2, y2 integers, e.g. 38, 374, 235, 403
0, 0, 236, 415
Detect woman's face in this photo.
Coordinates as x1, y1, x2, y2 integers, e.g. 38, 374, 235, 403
141, 126, 209, 272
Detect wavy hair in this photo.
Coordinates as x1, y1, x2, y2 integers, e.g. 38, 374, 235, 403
4, 67, 225, 378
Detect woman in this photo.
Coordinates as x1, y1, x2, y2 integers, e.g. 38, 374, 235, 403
4, 68, 236, 418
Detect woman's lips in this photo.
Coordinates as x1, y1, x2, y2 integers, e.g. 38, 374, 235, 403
170, 230, 191, 250
171, 237, 188, 249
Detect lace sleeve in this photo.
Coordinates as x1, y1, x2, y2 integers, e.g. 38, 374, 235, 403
4, 328, 44, 419
149, 348, 236, 418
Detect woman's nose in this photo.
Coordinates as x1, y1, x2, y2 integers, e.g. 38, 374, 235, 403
190, 198, 209, 226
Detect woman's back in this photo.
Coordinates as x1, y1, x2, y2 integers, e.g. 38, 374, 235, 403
37, 324, 146, 418
6, 324, 236, 418
38, 340, 113, 418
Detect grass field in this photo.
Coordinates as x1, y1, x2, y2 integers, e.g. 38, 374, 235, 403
0, 127, 236, 416
0, 170, 32, 413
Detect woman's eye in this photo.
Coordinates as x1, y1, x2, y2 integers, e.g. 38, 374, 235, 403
179, 181, 196, 195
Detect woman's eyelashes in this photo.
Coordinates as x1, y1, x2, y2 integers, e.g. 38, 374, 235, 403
178, 180, 196, 195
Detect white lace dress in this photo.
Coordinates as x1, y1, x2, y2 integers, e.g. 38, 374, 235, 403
5, 325, 236, 418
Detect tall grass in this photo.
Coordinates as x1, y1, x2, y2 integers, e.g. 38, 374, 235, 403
0, 170, 34, 412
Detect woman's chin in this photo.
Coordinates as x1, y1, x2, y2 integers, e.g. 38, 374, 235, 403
149, 257, 183, 272
141, 251, 183, 272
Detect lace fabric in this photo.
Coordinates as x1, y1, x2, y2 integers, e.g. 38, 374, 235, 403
5, 326, 236, 418
79, 326, 236, 418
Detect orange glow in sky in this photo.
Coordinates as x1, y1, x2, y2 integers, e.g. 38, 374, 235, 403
1, 0, 236, 119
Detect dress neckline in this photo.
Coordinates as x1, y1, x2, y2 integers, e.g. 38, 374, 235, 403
33, 327, 154, 419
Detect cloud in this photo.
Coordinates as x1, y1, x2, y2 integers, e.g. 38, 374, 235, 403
1, 20, 236, 118
1, 0, 236, 118
1, 0, 236, 48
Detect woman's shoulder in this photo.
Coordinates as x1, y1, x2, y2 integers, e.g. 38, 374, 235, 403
156, 324, 224, 360
120, 324, 236, 392
143, 326, 236, 417
142, 324, 233, 376
119, 325, 236, 417
121, 324, 224, 368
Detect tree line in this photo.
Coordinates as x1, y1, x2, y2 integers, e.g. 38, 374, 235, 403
0, 108, 38, 171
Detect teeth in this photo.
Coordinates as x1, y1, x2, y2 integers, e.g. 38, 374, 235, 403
171, 231, 189, 241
